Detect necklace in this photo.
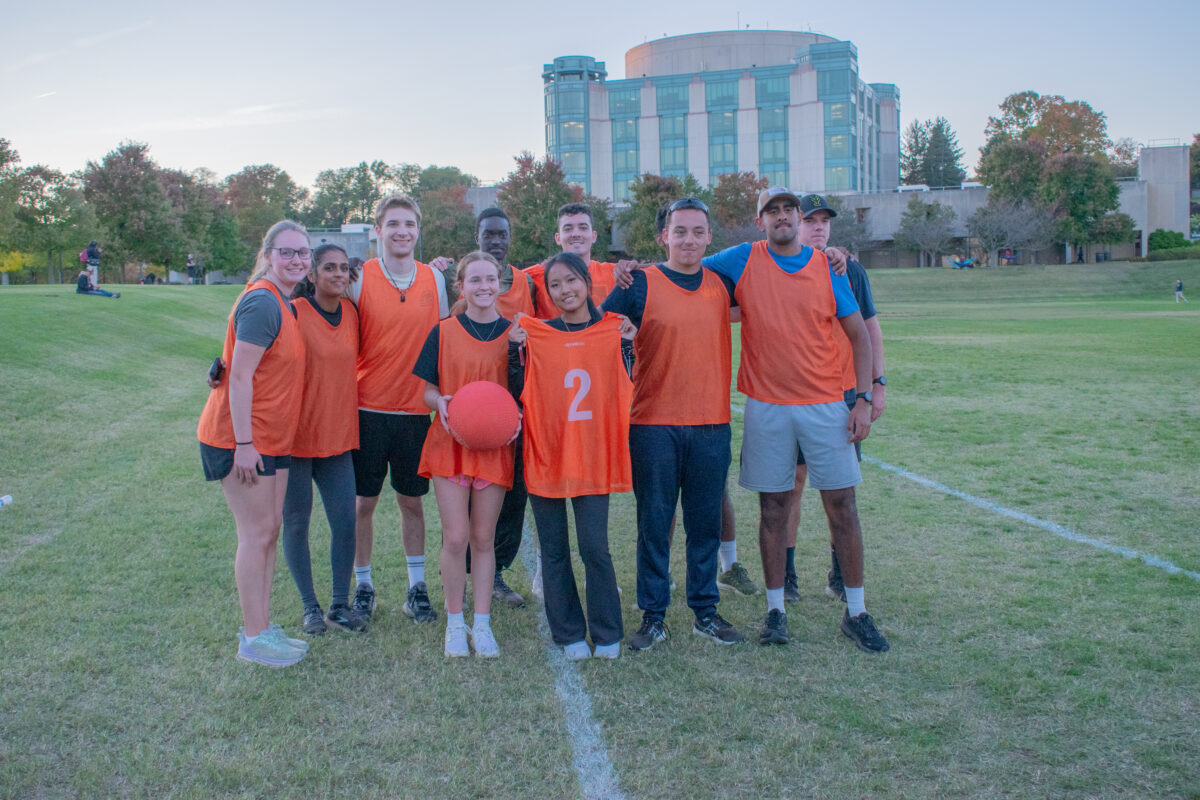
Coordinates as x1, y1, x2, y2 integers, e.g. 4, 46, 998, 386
462, 314, 503, 340
380, 256, 416, 302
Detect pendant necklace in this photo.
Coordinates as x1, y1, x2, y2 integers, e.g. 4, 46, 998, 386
380, 255, 414, 302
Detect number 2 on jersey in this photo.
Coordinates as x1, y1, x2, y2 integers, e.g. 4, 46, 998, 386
564, 368, 593, 421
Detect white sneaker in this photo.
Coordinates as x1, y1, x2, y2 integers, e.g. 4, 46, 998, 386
593, 642, 620, 660
470, 624, 500, 658
563, 641, 591, 661
444, 624, 469, 658
531, 554, 544, 601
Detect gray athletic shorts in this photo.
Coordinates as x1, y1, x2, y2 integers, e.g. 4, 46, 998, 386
739, 397, 861, 492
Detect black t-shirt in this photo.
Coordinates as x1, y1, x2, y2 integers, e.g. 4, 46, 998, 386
600, 264, 736, 328
845, 259, 877, 320
412, 313, 512, 387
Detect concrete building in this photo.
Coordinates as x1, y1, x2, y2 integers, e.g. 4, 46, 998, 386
543, 30, 900, 202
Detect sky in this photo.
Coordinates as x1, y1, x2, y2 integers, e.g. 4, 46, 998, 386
2, 0, 1196, 190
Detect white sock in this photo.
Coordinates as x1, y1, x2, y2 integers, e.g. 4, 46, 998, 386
845, 586, 866, 617
407, 555, 425, 586
718, 540, 737, 573
473, 612, 491, 630
766, 587, 785, 612
355, 565, 372, 587
447, 611, 464, 628
243, 632, 258, 645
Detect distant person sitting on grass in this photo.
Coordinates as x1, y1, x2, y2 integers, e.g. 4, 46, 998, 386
76, 269, 119, 298
1176, 280, 1188, 303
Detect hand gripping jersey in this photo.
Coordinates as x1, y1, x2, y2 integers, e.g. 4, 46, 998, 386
197, 280, 305, 456
734, 241, 845, 405
631, 267, 732, 426
355, 258, 440, 413
291, 297, 360, 458
519, 314, 633, 498
495, 266, 536, 320
417, 318, 514, 488
527, 260, 618, 319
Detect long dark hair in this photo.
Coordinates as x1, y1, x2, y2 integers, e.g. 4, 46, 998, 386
292, 243, 353, 300
542, 251, 596, 317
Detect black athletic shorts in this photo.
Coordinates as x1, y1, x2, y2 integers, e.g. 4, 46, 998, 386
200, 442, 291, 481
352, 410, 431, 498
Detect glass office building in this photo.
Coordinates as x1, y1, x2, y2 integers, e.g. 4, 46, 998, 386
543, 30, 900, 202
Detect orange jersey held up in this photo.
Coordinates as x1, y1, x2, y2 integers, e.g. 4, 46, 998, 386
630, 267, 732, 426
526, 260, 617, 319
417, 318, 515, 488
735, 241, 845, 405
197, 280, 305, 456
291, 297, 360, 458
355, 258, 440, 413
519, 314, 633, 498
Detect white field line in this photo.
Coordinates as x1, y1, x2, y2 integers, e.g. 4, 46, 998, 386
729, 403, 1200, 582
519, 528, 627, 800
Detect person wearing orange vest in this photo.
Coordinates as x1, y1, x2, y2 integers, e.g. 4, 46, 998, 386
524, 203, 622, 320
704, 187, 889, 653
412, 252, 517, 658
509, 252, 636, 660
430, 207, 536, 609
346, 194, 450, 625
602, 197, 747, 651
197, 220, 310, 667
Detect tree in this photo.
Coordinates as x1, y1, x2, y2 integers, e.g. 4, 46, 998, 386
968, 200, 1049, 266
1108, 137, 1140, 180
824, 195, 873, 256
1090, 213, 1137, 248
923, 118, 966, 187
0, 139, 21, 254
303, 161, 411, 229
416, 183, 477, 262
222, 164, 307, 252
1038, 152, 1119, 245
413, 165, 477, 200
710, 171, 767, 248
12, 166, 96, 283
983, 91, 1111, 159
894, 196, 957, 267
900, 120, 929, 185
1148, 229, 1190, 251
1190, 133, 1200, 192
618, 173, 710, 259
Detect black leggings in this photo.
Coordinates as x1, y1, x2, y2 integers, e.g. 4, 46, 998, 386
529, 494, 623, 647
282, 452, 356, 609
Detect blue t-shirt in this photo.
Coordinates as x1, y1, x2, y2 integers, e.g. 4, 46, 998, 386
702, 243, 859, 317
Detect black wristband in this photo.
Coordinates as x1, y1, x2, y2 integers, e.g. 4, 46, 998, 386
235, 441, 253, 446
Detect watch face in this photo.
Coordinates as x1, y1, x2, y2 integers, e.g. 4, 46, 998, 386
874, 376, 886, 386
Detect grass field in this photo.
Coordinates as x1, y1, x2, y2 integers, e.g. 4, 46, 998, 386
1, 260, 1198, 799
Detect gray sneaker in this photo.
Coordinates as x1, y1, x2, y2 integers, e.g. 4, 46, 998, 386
758, 609, 789, 646
492, 571, 526, 609
237, 626, 306, 667
717, 562, 760, 596
627, 617, 669, 652
302, 605, 327, 635
693, 612, 746, 645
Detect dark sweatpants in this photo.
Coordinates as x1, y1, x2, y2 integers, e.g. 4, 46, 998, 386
529, 493, 623, 647
630, 423, 731, 622
282, 452, 357, 609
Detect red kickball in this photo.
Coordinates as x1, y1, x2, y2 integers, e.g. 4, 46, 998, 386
446, 381, 520, 450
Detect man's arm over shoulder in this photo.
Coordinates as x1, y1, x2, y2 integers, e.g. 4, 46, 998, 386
702, 242, 754, 285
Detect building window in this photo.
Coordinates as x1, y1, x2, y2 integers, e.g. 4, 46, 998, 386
612, 119, 637, 145
559, 121, 586, 146
545, 123, 555, 149
758, 106, 788, 184
705, 80, 738, 110
761, 168, 788, 187
656, 84, 689, 113
825, 134, 850, 159
760, 138, 787, 162
756, 76, 789, 105
613, 178, 634, 203
609, 87, 640, 117
709, 111, 736, 184
612, 149, 638, 173
555, 89, 587, 115
759, 106, 786, 133
661, 146, 688, 173
561, 151, 586, 174
824, 102, 849, 126
659, 114, 687, 176
825, 165, 854, 191
817, 70, 852, 98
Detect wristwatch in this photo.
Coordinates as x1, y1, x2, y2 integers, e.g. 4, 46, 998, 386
873, 376, 887, 386
855, 391, 873, 405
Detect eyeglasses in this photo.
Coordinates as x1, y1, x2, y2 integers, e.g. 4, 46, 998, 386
272, 247, 312, 260
668, 197, 709, 214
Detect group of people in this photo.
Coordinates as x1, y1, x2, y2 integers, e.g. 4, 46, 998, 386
198, 187, 891, 667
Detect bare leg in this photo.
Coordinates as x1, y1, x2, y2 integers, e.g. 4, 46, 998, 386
397, 493, 426, 558
433, 477, 470, 615
223, 470, 288, 636
354, 494, 380, 567
757, 491, 791, 590
467, 484, 506, 615
820, 487, 864, 588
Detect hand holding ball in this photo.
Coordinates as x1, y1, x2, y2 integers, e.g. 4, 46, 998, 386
446, 381, 520, 450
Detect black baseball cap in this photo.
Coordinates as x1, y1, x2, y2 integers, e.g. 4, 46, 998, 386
798, 193, 837, 219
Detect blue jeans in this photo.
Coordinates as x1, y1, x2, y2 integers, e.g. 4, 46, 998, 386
629, 423, 731, 621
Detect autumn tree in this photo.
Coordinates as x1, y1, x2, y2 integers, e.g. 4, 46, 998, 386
894, 196, 957, 267
417, 183, 477, 262
983, 90, 1111, 159
222, 164, 307, 252
619, 173, 710, 259
497, 152, 611, 265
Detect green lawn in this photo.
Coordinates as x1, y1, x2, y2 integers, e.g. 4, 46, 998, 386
1, 260, 1198, 799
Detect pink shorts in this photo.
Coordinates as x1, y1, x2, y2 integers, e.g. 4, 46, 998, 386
449, 474, 493, 491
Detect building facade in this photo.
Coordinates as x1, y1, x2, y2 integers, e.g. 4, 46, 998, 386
543, 30, 900, 202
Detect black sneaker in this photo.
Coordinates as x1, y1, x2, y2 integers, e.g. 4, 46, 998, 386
492, 571, 526, 609
783, 572, 801, 603
826, 548, 846, 602
692, 612, 746, 645
627, 616, 668, 651
758, 608, 789, 645
302, 605, 327, 635
841, 610, 890, 653
353, 583, 376, 619
403, 581, 437, 623
325, 603, 368, 633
